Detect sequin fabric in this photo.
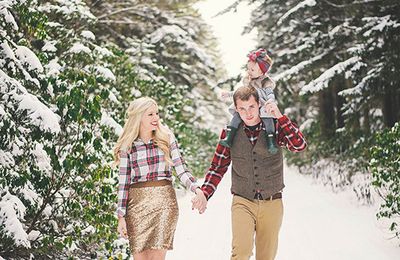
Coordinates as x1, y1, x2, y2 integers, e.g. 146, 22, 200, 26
125, 183, 179, 254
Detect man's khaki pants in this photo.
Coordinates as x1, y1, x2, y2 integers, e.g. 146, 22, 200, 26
231, 195, 284, 260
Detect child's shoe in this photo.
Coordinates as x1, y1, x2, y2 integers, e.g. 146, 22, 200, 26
219, 126, 238, 148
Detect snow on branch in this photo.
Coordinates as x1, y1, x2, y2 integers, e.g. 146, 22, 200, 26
0, 192, 30, 248
0, 69, 61, 134
300, 56, 361, 95
0, 1, 19, 31
339, 66, 379, 97
362, 15, 400, 37
277, 0, 316, 25
274, 52, 327, 81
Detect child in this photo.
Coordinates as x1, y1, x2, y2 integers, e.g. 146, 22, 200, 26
220, 48, 278, 154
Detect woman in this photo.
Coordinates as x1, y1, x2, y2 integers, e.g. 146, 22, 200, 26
113, 97, 202, 260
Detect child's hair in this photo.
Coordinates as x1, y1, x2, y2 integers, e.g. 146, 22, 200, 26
113, 97, 173, 166
233, 86, 259, 107
247, 48, 273, 74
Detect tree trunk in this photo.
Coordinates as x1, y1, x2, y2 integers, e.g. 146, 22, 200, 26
382, 86, 400, 128
318, 85, 336, 140
333, 76, 345, 129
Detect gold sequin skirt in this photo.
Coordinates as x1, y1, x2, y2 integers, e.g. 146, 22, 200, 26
125, 180, 179, 254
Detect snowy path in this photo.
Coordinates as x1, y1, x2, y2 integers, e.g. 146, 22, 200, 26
169, 165, 400, 260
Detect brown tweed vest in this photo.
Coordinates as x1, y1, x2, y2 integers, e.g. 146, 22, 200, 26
230, 125, 284, 200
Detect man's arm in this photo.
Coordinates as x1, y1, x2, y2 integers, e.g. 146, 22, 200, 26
264, 101, 307, 152
201, 129, 232, 200
276, 115, 307, 152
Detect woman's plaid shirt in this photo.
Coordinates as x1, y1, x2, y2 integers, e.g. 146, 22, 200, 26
117, 133, 198, 217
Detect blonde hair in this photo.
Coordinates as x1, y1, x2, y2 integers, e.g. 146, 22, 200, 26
113, 97, 173, 166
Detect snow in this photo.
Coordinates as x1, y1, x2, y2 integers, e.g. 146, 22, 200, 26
19, 181, 41, 206
0, 192, 30, 248
0, 2, 19, 31
94, 46, 113, 57
0, 150, 15, 168
362, 15, 400, 37
300, 56, 361, 95
169, 165, 400, 260
42, 40, 57, 52
28, 230, 40, 241
81, 30, 95, 40
32, 142, 52, 175
16, 91, 61, 134
95, 66, 116, 81
15, 45, 44, 72
277, 0, 316, 25
100, 112, 123, 136
45, 58, 62, 76
149, 25, 187, 44
274, 52, 327, 81
69, 42, 91, 54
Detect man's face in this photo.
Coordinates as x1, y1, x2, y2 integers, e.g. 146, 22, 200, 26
235, 96, 261, 126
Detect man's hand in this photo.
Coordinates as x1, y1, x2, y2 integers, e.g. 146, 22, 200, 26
264, 100, 283, 119
191, 188, 208, 214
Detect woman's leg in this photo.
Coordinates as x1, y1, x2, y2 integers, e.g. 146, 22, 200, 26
134, 249, 167, 260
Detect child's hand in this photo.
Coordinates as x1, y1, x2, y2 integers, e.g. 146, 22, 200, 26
265, 100, 283, 119
220, 91, 230, 99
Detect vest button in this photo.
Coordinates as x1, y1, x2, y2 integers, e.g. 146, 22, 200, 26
254, 166, 258, 169
253, 151, 256, 155
256, 182, 260, 185
253, 159, 256, 162
255, 174, 259, 177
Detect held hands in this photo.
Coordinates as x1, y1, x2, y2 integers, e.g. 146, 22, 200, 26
191, 188, 207, 214
117, 217, 128, 239
264, 100, 283, 119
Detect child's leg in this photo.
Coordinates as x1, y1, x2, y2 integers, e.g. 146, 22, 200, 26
229, 112, 242, 128
262, 117, 275, 135
261, 117, 278, 154
220, 112, 241, 148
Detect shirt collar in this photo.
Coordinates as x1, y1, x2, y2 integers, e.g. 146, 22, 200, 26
243, 121, 263, 132
134, 138, 154, 145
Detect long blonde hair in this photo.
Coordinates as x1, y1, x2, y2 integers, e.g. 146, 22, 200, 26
113, 97, 173, 166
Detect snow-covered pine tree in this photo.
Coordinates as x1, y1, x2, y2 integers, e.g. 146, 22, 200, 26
89, 0, 227, 132
1, 0, 123, 258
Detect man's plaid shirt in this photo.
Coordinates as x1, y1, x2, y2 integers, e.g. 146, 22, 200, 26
117, 133, 198, 217
201, 115, 307, 200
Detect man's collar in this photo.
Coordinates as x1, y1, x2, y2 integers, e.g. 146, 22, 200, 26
243, 121, 263, 131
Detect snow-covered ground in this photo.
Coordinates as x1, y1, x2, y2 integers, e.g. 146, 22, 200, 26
169, 165, 400, 260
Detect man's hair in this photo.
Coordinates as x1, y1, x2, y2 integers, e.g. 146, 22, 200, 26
233, 86, 259, 107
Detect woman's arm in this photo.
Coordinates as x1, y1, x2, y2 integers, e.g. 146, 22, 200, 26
169, 133, 199, 193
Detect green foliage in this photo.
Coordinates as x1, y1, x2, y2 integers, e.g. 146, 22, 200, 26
1, 0, 222, 259
370, 123, 400, 239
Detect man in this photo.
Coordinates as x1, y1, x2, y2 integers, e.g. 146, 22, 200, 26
192, 86, 307, 260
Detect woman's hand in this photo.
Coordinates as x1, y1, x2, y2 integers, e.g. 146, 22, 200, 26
191, 188, 207, 214
117, 217, 128, 239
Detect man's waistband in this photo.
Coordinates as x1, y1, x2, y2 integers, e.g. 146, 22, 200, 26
254, 192, 282, 201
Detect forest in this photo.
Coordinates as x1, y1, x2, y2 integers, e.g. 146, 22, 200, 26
1, 0, 399, 258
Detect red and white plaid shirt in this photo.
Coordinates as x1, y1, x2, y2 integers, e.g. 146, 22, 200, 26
201, 115, 307, 200
117, 133, 198, 217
